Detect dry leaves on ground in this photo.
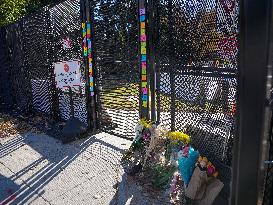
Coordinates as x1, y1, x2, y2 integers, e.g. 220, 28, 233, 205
0, 113, 41, 138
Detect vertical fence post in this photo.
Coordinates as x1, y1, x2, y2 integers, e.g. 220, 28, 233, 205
231, 0, 272, 204
139, 0, 149, 119
47, 8, 60, 121
153, 1, 161, 125
81, 0, 89, 127
88, 0, 98, 130
167, 0, 175, 131
148, 0, 156, 122
86, 0, 97, 130
81, 0, 97, 130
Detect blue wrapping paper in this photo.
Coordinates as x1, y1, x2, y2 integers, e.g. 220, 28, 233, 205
178, 147, 199, 185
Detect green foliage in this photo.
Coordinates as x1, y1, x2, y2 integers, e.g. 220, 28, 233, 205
131, 138, 144, 152
0, 0, 57, 26
151, 165, 176, 189
0, 0, 28, 26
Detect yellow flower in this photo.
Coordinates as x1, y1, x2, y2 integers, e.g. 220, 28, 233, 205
139, 118, 153, 129
168, 131, 190, 144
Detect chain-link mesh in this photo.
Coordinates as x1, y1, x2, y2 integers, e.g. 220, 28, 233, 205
50, 0, 87, 124
0, 28, 13, 109
1, 0, 87, 125
154, 0, 239, 202
22, 8, 53, 114
5, 22, 33, 113
92, 0, 139, 138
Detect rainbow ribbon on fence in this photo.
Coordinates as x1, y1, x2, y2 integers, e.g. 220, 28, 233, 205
139, 6, 147, 108
82, 22, 94, 97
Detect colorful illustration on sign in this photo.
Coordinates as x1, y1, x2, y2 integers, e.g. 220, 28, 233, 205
54, 60, 84, 93
140, 7, 147, 108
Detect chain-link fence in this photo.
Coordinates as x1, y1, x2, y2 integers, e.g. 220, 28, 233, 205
0, 28, 13, 110
0, 0, 87, 125
1, 0, 273, 204
153, 0, 239, 203
92, 0, 140, 139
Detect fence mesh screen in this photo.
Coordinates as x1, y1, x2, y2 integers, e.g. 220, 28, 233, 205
1, 0, 87, 124
92, 0, 139, 138
22, 8, 53, 115
154, 0, 239, 202
5, 22, 33, 112
50, 0, 87, 124
0, 28, 13, 109
1, 0, 273, 203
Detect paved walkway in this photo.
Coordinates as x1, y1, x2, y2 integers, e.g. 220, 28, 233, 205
0, 132, 131, 205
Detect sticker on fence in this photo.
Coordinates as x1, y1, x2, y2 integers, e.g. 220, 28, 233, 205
54, 60, 84, 93
63, 37, 72, 49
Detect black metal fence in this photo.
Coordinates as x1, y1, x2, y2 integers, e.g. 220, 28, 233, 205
91, 0, 140, 137
149, 0, 238, 202
0, 0, 272, 204
263, 111, 273, 205
0, 0, 87, 124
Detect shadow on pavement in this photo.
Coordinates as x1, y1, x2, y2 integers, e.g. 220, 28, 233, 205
0, 133, 128, 205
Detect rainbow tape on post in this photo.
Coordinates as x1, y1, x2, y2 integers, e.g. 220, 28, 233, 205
82, 23, 87, 57
83, 22, 94, 97
140, 7, 147, 108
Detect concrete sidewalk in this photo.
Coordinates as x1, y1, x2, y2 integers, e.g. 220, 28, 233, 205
0, 132, 131, 205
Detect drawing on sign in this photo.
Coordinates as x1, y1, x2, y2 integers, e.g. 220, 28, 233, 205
54, 60, 84, 93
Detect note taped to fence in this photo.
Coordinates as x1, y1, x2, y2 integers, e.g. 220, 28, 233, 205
54, 60, 84, 93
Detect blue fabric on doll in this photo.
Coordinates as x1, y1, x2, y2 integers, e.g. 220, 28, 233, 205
178, 146, 199, 185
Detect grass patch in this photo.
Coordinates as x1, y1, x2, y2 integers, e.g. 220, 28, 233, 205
99, 83, 230, 114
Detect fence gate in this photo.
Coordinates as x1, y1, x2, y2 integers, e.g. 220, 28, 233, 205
91, 0, 140, 139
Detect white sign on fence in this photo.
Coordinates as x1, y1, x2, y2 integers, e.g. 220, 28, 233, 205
54, 60, 84, 92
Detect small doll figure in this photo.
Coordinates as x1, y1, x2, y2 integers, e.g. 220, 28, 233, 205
196, 156, 208, 171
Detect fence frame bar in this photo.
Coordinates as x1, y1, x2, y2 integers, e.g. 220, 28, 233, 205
231, 0, 272, 204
